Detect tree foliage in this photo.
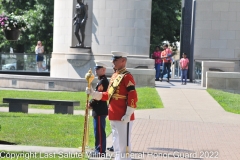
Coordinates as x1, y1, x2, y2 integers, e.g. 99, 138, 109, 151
0, 0, 54, 53
151, 0, 181, 53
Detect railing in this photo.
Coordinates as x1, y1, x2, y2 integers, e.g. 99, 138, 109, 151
173, 60, 181, 78
0, 53, 51, 72
194, 60, 202, 82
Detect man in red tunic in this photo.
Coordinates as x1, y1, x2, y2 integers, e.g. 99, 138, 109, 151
86, 51, 138, 160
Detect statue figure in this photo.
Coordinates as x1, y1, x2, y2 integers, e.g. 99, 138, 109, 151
73, 0, 88, 48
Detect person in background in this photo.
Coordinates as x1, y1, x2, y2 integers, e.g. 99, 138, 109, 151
88, 61, 109, 156
35, 41, 45, 72
160, 44, 172, 82
152, 46, 163, 81
179, 53, 189, 85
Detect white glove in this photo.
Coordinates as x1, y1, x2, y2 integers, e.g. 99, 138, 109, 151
85, 87, 102, 100
121, 106, 135, 123
85, 87, 94, 95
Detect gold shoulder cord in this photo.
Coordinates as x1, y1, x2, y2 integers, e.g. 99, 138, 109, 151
108, 71, 129, 101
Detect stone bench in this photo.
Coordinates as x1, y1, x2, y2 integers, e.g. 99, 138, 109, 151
206, 72, 240, 93
201, 61, 235, 87
3, 98, 80, 114
209, 68, 224, 72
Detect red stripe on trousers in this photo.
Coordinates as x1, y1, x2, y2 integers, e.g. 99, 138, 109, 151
98, 116, 102, 153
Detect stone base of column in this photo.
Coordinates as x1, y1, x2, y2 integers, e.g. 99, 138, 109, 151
50, 50, 155, 87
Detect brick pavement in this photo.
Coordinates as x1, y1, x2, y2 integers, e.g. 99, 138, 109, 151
131, 119, 240, 160
127, 80, 240, 160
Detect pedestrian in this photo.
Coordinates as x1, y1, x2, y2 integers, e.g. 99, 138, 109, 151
179, 53, 189, 85
88, 61, 109, 156
86, 51, 138, 160
160, 44, 172, 82
152, 46, 163, 81
35, 41, 45, 72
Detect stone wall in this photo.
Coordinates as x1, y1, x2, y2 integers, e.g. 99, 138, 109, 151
0, 70, 154, 91
206, 72, 240, 94
0, 74, 90, 91
194, 0, 240, 61
201, 61, 235, 87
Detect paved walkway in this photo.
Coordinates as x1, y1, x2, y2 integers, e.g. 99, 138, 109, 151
131, 80, 240, 160
1, 80, 240, 160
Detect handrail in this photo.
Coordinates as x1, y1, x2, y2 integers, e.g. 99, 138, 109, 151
0, 53, 51, 73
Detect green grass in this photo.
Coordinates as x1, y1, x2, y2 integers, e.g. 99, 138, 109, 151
207, 88, 240, 114
136, 87, 163, 109
0, 88, 162, 158
0, 87, 163, 110
0, 112, 111, 148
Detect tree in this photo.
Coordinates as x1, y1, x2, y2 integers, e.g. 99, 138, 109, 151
0, 0, 54, 53
150, 0, 181, 54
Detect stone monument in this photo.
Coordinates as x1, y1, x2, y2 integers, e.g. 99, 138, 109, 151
50, 0, 155, 88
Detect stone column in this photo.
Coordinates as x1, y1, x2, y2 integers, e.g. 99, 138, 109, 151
92, 0, 151, 55
53, 0, 73, 53
92, 0, 154, 69
51, 0, 93, 78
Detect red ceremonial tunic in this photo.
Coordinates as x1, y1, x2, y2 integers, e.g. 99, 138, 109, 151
101, 68, 138, 121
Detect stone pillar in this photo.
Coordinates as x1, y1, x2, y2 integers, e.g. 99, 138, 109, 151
53, 0, 73, 53
92, 0, 154, 69
92, 0, 151, 55
51, 0, 93, 78
180, 0, 194, 81
92, 0, 151, 56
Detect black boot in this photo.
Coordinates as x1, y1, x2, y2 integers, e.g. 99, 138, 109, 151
107, 146, 114, 152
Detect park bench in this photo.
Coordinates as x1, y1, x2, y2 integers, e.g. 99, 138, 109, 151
2, 98, 80, 114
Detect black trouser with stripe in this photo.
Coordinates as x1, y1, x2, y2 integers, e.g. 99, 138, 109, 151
93, 115, 107, 153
